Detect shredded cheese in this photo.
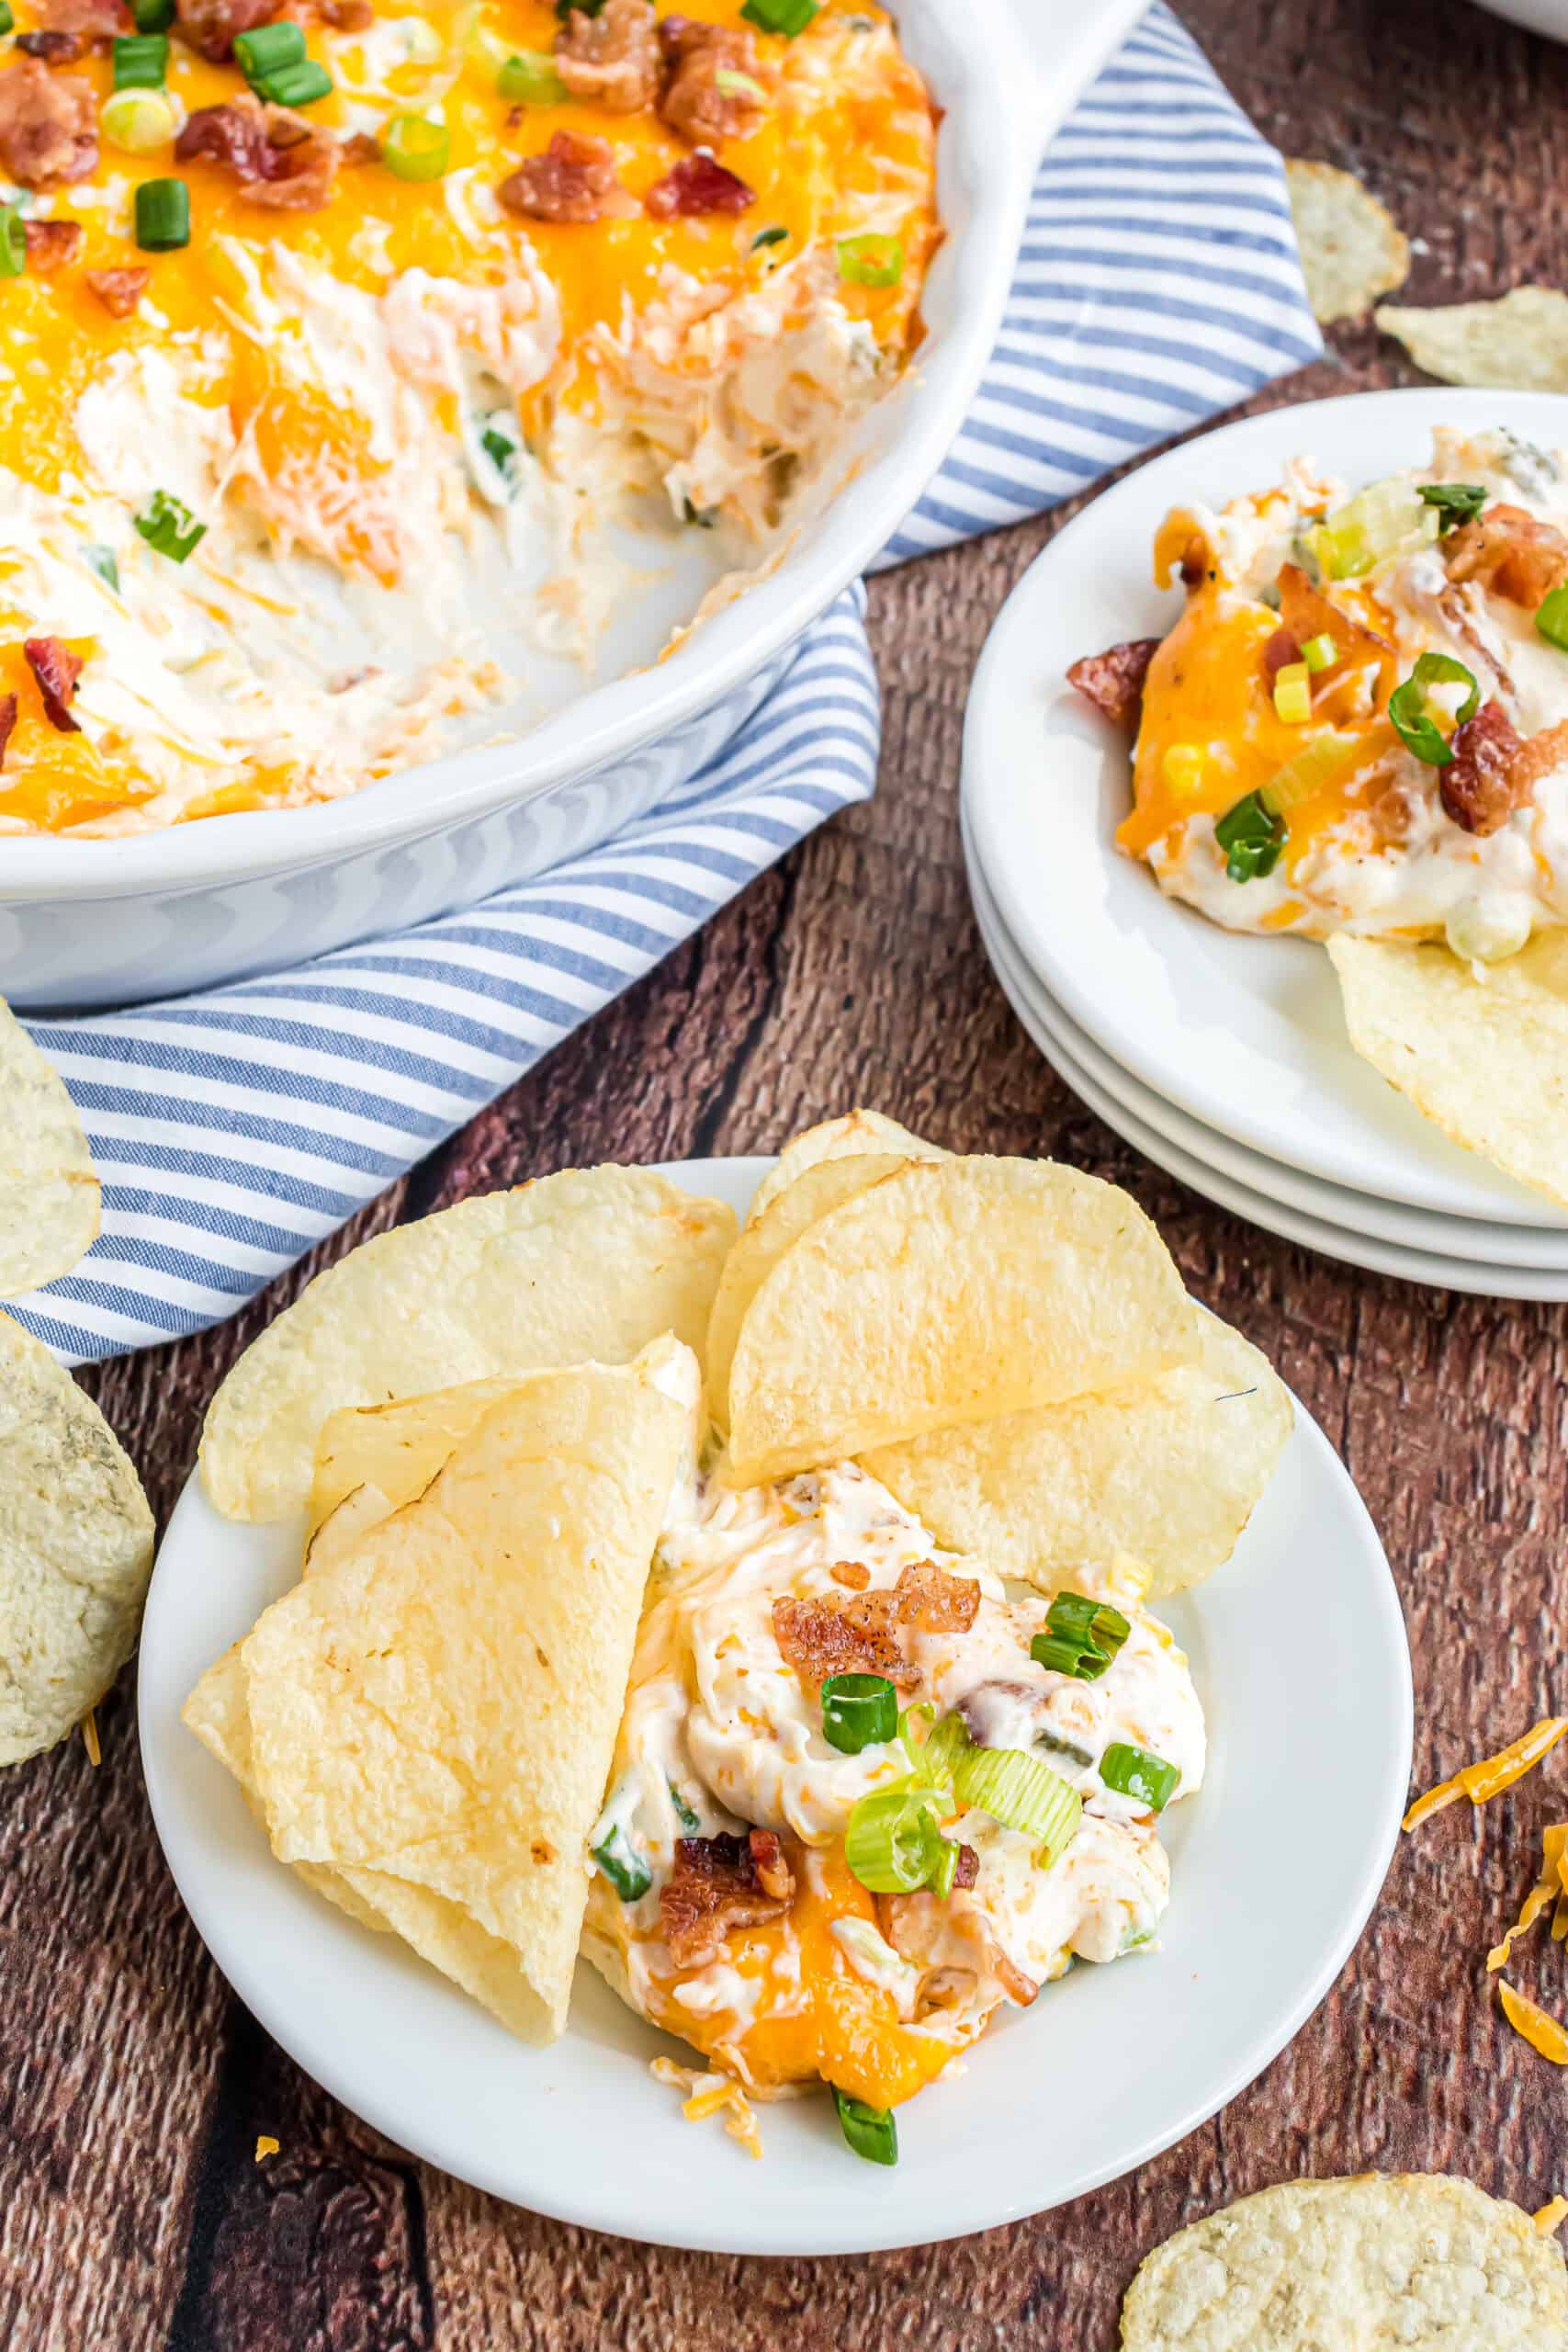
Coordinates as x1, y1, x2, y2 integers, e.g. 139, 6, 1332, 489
1534, 2197, 1568, 2235
650, 2056, 763, 2159
80, 1709, 101, 1769
1402, 1718, 1568, 1832
254, 2135, 280, 2161
1499, 1978, 1568, 2065
1487, 1825, 1568, 1972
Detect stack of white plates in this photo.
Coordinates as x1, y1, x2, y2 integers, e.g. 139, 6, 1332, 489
961, 385, 1568, 1299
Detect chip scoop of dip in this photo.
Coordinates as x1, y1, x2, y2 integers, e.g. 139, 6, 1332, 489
0, 1311, 154, 1767
0, 1001, 99, 1298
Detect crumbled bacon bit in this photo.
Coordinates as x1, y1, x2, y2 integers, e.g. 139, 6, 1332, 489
829, 1561, 871, 1591
338, 129, 380, 165
1066, 638, 1160, 729
0, 57, 97, 188
660, 1831, 794, 1967
773, 1562, 979, 1693
280, 0, 371, 25
951, 1843, 979, 1890
23, 637, 84, 734
175, 94, 338, 210
1263, 625, 1301, 681
20, 216, 83, 270
0, 694, 17, 771
1440, 700, 1529, 836
1445, 502, 1568, 609
174, 0, 277, 62
993, 1950, 1040, 2007
17, 30, 85, 62
85, 265, 151, 317
658, 13, 769, 146
555, 0, 660, 113
894, 1559, 980, 1635
497, 130, 639, 224
645, 152, 754, 220
748, 1827, 795, 1903
20, 0, 130, 57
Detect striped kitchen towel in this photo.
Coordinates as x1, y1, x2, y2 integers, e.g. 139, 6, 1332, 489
9, 3, 1321, 1367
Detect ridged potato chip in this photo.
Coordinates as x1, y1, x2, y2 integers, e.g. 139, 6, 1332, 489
187, 1352, 690, 2042
200, 1166, 735, 1521
727, 1157, 1196, 1486
745, 1108, 945, 1225
863, 1314, 1292, 1599
1328, 933, 1568, 1207
1285, 159, 1408, 325
0, 1001, 99, 1299
1121, 2174, 1568, 2350
1377, 287, 1568, 392
1, 1310, 154, 1766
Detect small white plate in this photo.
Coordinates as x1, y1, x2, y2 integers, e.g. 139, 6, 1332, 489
1470, 0, 1568, 40
963, 384, 1568, 1230
139, 1159, 1412, 2255
964, 812, 1568, 1273
972, 875, 1568, 1300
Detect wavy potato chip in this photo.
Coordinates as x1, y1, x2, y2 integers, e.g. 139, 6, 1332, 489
863, 1314, 1292, 1599
189, 1354, 689, 2042
745, 1109, 945, 1226
200, 1166, 735, 1521
0, 1002, 99, 1299
1328, 933, 1568, 1208
1285, 159, 1408, 324
1121, 2173, 1568, 2350
1, 1310, 154, 1766
727, 1157, 1196, 1486
1377, 287, 1568, 391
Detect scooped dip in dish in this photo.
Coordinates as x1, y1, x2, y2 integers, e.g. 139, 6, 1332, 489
0, 0, 938, 834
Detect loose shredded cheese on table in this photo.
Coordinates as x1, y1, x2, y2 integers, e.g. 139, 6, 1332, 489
254, 2135, 280, 2161
650, 2056, 763, 2159
80, 1710, 101, 1770
1534, 2197, 1568, 2235
1403, 1717, 1568, 1831
1499, 1978, 1568, 2065
1487, 1825, 1568, 1972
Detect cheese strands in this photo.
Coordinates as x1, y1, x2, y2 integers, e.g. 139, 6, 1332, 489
1403, 1717, 1568, 1832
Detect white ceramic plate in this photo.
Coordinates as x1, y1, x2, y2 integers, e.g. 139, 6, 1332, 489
139, 1158, 1412, 2255
963, 385, 1568, 1230
963, 812, 1568, 1273
971, 870, 1568, 1300
1469, 0, 1568, 40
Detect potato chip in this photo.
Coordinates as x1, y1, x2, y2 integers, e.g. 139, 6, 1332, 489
862, 1314, 1291, 1598
706, 1154, 914, 1430
745, 1109, 944, 1225
1328, 933, 1568, 1208
0, 1001, 99, 1299
1121, 2174, 1568, 2350
726, 1157, 1196, 1487
1, 1310, 154, 1766
189, 1352, 689, 2042
200, 1165, 735, 1521
1284, 160, 1408, 325
1376, 287, 1568, 391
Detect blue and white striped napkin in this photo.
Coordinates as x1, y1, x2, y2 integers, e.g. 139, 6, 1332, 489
11, 4, 1321, 1367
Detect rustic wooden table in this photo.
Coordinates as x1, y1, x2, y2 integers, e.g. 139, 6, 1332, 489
8, 3, 1568, 2343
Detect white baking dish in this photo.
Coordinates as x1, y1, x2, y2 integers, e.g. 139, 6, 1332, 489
0, 0, 1142, 1009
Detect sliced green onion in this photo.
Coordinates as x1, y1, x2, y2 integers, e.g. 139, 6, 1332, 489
832, 2086, 897, 2166
134, 486, 204, 561
1258, 729, 1362, 816
1214, 788, 1286, 884
1314, 477, 1439, 581
497, 49, 567, 103
916, 1710, 970, 1792
130, 0, 175, 28
951, 1746, 1082, 1863
0, 2, 13, 28
1300, 630, 1338, 673
1100, 1741, 1180, 1814
0, 202, 24, 281
134, 176, 189, 252
668, 1780, 701, 1834
480, 421, 520, 485
837, 232, 903, 289
751, 224, 788, 250
381, 111, 448, 180
233, 18, 306, 79
1388, 650, 1479, 769
591, 1820, 651, 1901
1030, 1634, 1109, 1682
113, 32, 168, 88
1044, 1594, 1130, 1659
681, 495, 716, 529
84, 543, 120, 594
1036, 1728, 1095, 1770
1417, 481, 1487, 534
821, 1672, 897, 1756
741, 0, 818, 30
1445, 899, 1531, 965
258, 58, 333, 106
1537, 584, 1568, 653
897, 1702, 934, 1770
715, 64, 767, 99
1272, 662, 1312, 725
103, 87, 180, 153
844, 1788, 942, 1893
928, 1837, 960, 1901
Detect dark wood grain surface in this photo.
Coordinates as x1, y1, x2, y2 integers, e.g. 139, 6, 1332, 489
7, 4, 1568, 2344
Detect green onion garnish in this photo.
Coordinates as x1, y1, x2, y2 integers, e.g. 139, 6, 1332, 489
1537, 584, 1568, 653
257, 58, 333, 107
1214, 788, 1286, 884
820, 1672, 897, 1756
479, 417, 521, 487
1043, 1594, 1129, 1660
681, 496, 716, 529
837, 232, 903, 289
130, 0, 175, 28
669, 1781, 701, 1835
832, 2086, 897, 2166
233, 18, 306, 79
84, 543, 120, 594
1100, 1741, 1180, 1815
113, 32, 168, 87
134, 176, 189, 252
1036, 1728, 1095, 1770
0, 2, 13, 28
1311, 477, 1439, 580
951, 1746, 1082, 1863
715, 65, 768, 100
1031, 1634, 1107, 1681
741, 0, 818, 31
381, 111, 448, 180
927, 1836, 960, 1901
752, 224, 788, 250
844, 1788, 942, 1893
915, 1710, 970, 1790
134, 487, 205, 561
497, 49, 567, 103
0, 201, 24, 281
1299, 629, 1337, 673
103, 88, 180, 153
1417, 481, 1487, 534
591, 1820, 651, 1901
1388, 650, 1479, 768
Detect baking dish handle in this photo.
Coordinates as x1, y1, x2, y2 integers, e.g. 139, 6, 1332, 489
1001, 0, 1149, 161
